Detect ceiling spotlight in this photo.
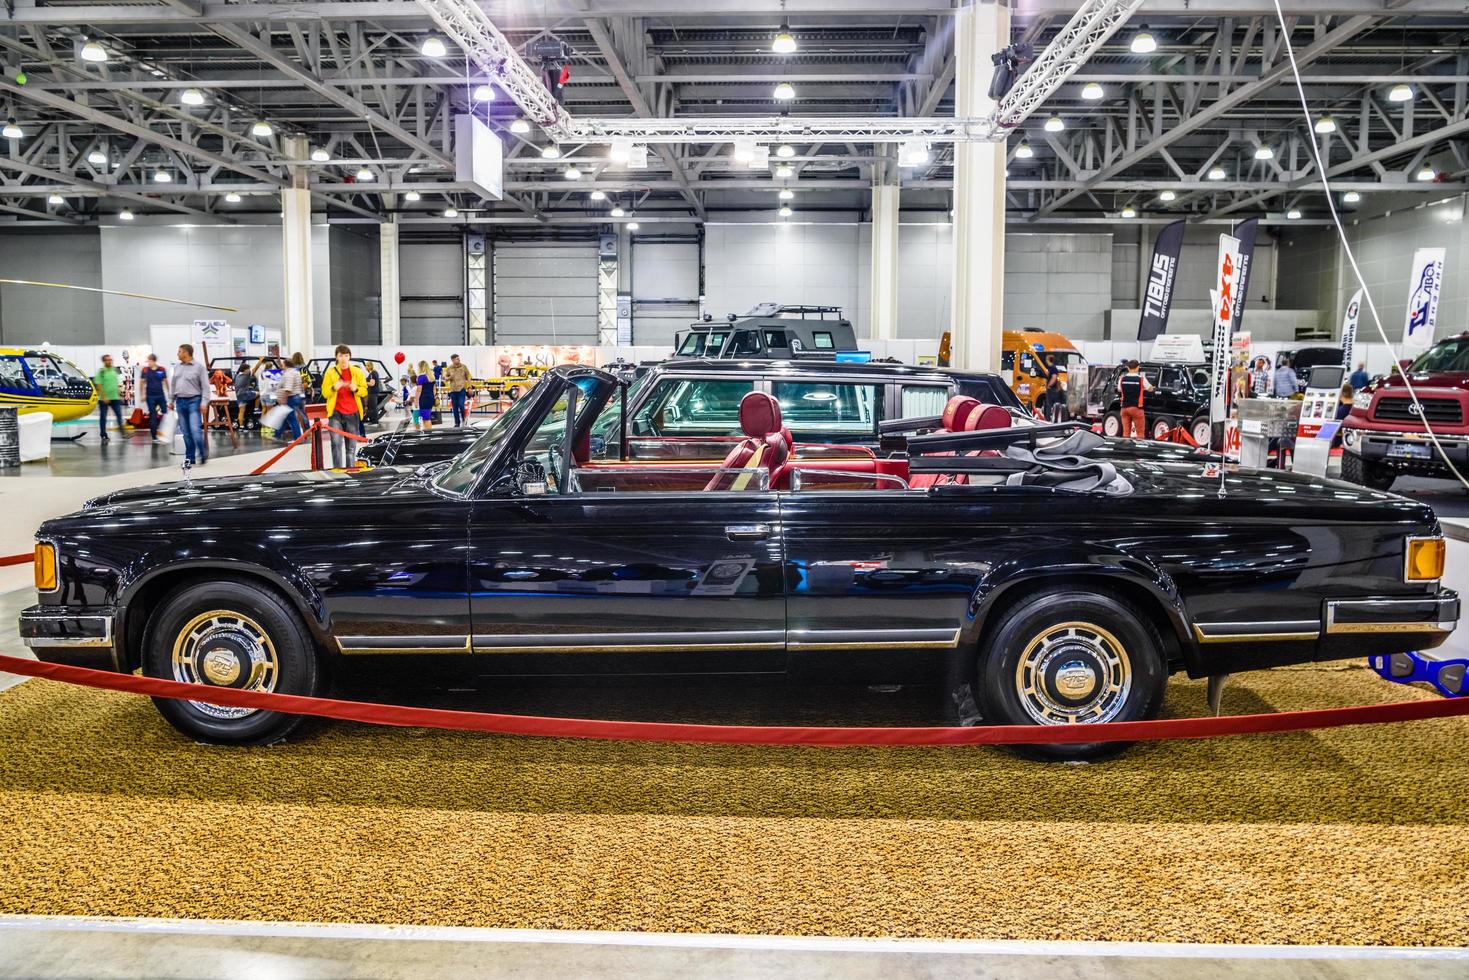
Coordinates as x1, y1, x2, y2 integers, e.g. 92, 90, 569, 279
608, 139, 631, 163
1286, 207, 1302, 219
779, 188, 794, 200
473, 84, 495, 102
1, 118, 21, 140
47, 194, 63, 205
1130, 31, 1157, 54
1418, 165, 1437, 182
443, 206, 459, 218
251, 120, 274, 138
355, 167, 374, 181
224, 192, 242, 203
589, 189, 606, 201
776, 143, 796, 159
898, 140, 930, 167
1388, 83, 1414, 103
310, 146, 330, 162
733, 138, 756, 163
610, 205, 626, 217
773, 81, 796, 101
1158, 189, 1176, 201
626, 220, 639, 230
404, 191, 421, 202
1343, 190, 1361, 204
564, 166, 582, 180
626, 144, 649, 169
778, 205, 793, 217
1081, 82, 1104, 100
1208, 166, 1227, 181
540, 145, 561, 159
775, 163, 795, 179
180, 87, 206, 107
748, 145, 770, 169
87, 150, 107, 166
1314, 114, 1337, 135
79, 39, 108, 63
119, 209, 134, 220
772, 24, 797, 55
153, 170, 172, 183
1120, 206, 1137, 218
1044, 115, 1065, 133
420, 36, 447, 58
1014, 140, 1034, 159
1254, 144, 1274, 160
510, 118, 531, 134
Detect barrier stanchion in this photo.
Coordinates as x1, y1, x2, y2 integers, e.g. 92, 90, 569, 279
3, 653, 1467, 748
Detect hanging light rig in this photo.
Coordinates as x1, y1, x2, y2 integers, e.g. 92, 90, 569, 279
529, 37, 574, 107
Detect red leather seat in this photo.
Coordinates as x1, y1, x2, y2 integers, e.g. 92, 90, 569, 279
910, 397, 1010, 489
705, 391, 790, 490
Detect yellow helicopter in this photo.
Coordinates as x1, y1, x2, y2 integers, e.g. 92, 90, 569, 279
0, 347, 98, 422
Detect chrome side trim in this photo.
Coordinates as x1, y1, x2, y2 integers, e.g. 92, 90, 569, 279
20, 613, 113, 648
335, 635, 472, 655
335, 631, 786, 656
1192, 621, 1320, 644
1325, 598, 1456, 635
787, 628, 961, 651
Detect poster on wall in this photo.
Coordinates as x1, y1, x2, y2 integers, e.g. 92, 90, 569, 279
1208, 233, 1243, 424
231, 336, 247, 358
192, 319, 227, 359
1340, 288, 1363, 369
493, 345, 599, 375
1137, 219, 1185, 342
1402, 247, 1445, 352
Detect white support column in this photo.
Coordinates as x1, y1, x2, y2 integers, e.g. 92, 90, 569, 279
949, 0, 1010, 371
280, 135, 316, 355
870, 177, 900, 341
380, 216, 401, 346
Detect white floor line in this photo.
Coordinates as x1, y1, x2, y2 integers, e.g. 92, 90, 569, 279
0, 915, 1464, 960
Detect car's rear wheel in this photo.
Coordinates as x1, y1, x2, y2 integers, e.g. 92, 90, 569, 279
1341, 450, 1396, 491
142, 579, 320, 745
1189, 416, 1212, 447
1102, 411, 1123, 438
1150, 416, 1177, 440
975, 589, 1166, 762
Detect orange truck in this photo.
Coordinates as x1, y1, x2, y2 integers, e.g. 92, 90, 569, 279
1001, 329, 1085, 413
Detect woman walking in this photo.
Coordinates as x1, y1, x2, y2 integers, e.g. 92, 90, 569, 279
414, 360, 436, 430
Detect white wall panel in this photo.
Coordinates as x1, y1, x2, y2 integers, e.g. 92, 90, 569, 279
399, 240, 463, 346
0, 230, 103, 345
492, 242, 597, 343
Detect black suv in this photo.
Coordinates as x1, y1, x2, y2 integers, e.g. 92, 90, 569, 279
1086, 361, 1213, 445
358, 358, 1023, 467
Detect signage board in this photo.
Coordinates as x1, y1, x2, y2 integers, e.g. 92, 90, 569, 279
1401, 247, 1445, 352
1208, 233, 1243, 423
454, 114, 504, 202
1147, 333, 1205, 364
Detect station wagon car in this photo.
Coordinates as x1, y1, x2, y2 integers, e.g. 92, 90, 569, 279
21, 364, 1457, 761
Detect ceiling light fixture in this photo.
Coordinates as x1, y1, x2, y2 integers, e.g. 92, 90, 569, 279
1286, 207, 1302, 219
1343, 190, 1361, 203
224, 192, 242, 203
420, 36, 447, 58
404, 191, 421, 202
510, 118, 531, 134
355, 167, 374, 181
87, 150, 107, 166
778, 205, 793, 217
153, 170, 172, 183
1158, 189, 1176, 201
540, 145, 561, 159
1014, 140, 1034, 159
251, 120, 274, 138
733, 138, 756, 163
47, 194, 63, 205
1388, 83, 1413, 103
180, 87, 206, 107
1130, 31, 1157, 54
1254, 144, 1274, 160
610, 205, 625, 217
119, 209, 134, 220
898, 140, 930, 167
1314, 114, 1337, 134
776, 143, 796, 159
608, 139, 631, 163
627, 220, 639, 230
779, 188, 794, 200
772, 24, 797, 55
1081, 82, 1104, 100
310, 146, 330, 162
773, 81, 796, 101
589, 189, 606, 201
1, 118, 21, 139
564, 166, 582, 180
473, 84, 495, 102
1418, 165, 1437, 182
775, 163, 795, 179
1120, 205, 1137, 218
79, 39, 108, 63
1044, 115, 1065, 133
1208, 166, 1227, 180
443, 206, 459, 218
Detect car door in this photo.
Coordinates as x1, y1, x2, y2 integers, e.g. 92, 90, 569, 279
466, 374, 786, 675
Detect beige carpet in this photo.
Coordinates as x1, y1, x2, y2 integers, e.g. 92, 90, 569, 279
0, 665, 1465, 945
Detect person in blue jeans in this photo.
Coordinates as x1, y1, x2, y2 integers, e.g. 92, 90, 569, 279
170, 344, 211, 466
140, 353, 170, 441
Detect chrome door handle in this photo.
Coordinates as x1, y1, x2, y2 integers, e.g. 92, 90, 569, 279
725, 523, 771, 540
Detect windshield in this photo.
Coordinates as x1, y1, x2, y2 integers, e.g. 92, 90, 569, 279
1406, 339, 1469, 374
677, 331, 728, 357
434, 390, 543, 495
586, 373, 648, 453
25, 354, 90, 392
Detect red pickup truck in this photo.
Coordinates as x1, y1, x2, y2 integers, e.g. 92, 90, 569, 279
1340, 333, 1469, 490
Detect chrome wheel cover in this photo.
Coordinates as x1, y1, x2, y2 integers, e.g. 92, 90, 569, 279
1102, 415, 1121, 437
1014, 621, 1133, 725
170, 610, 279, 720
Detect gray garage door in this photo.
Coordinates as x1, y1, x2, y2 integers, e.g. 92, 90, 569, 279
493, 243, 598, 344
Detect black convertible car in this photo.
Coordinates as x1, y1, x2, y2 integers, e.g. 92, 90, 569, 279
21, 364, 1456, 761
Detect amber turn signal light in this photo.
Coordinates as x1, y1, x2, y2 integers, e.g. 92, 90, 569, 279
34, 542, 56, 592
1406, 536, 1446, 582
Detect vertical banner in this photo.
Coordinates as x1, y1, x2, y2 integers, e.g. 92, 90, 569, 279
1339, 288, 1363, 369
1230, 218, 1260, 335
1208, 233, 1243, 423
1137, 219, 1186, 342
1402, 247, 1445, 352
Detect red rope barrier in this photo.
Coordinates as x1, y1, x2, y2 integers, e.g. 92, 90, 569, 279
250, 426, 314, 476
0, 552, 32, 567
3, 653, 1467, 747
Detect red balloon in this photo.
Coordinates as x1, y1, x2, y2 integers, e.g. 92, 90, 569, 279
393, 351, 406, 364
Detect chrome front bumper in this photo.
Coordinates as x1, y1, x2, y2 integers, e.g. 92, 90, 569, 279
19, 605, 118, 670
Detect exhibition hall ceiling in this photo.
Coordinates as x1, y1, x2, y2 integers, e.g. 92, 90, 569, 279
0, 0, 1462, 225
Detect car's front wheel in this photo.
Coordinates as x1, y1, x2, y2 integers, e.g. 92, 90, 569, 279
975, 589, 1166, 762
1102, 411, 1122, 438
1340, 449, 1396, 491
142, 579, 321, 745
1150, 416, 1177, 440
1189, 416, 1212, 447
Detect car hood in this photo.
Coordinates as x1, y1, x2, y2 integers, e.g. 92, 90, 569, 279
1367, 372, 1469, 394
65, 465, 435, 522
